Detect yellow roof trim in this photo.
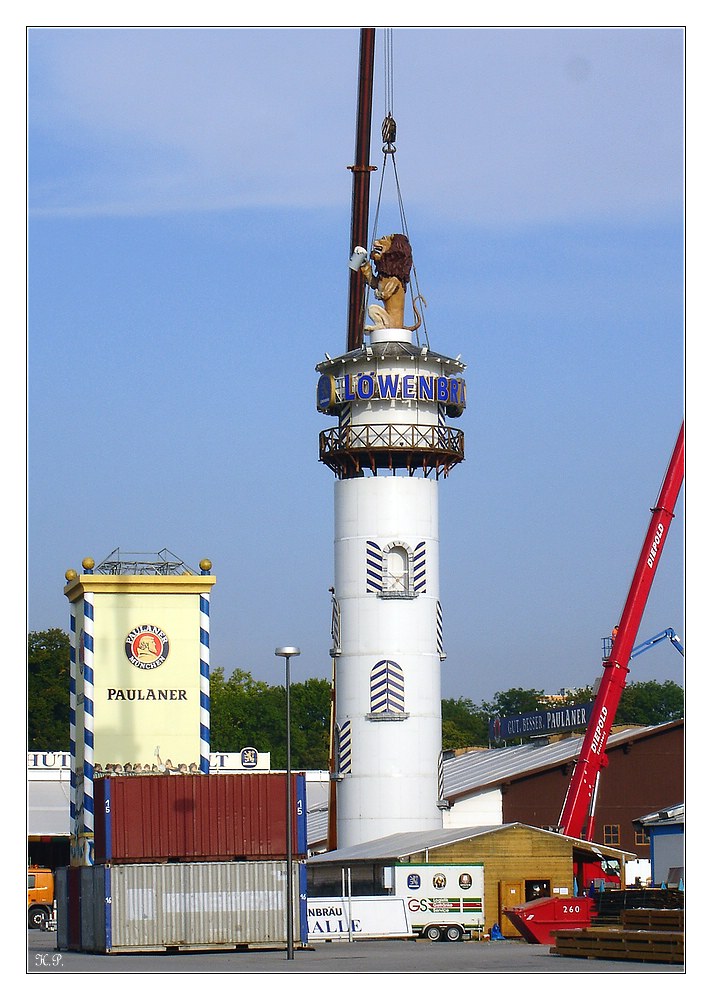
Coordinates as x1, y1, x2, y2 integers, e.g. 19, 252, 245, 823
64, 574, 216, 601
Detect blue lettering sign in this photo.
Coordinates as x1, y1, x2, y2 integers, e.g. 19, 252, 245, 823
378, 374, 399, 397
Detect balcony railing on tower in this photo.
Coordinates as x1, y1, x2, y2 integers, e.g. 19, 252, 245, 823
319, 422, 464, 478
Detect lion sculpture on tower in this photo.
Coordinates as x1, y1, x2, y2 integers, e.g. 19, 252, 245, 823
358, 233, 423, 332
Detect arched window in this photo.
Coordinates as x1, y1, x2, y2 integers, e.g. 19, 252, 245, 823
384, 545, 409, 594
365, 540, 426, 598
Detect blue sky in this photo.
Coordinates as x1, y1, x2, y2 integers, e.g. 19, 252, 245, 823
27, 25, 686, 704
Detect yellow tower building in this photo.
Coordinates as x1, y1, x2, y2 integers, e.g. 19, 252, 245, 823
63, 549, 216, 864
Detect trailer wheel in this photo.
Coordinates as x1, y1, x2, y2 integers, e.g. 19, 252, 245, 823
445, 925, 463, 942
28, 906, 48, 929
424, 925, 442, 942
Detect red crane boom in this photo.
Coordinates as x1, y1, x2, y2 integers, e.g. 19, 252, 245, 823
558, 421, 684, 840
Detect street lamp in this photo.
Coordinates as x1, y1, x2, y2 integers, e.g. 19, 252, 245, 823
275, 646, 300, 960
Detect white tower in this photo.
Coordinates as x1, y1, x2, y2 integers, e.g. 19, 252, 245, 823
317, 322, 466, 848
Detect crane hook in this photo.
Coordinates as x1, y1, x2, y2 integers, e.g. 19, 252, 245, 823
382, 114, 397, 153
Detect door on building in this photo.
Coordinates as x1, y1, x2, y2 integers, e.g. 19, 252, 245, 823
498, 881, 524, 937
498, 879, 553, 937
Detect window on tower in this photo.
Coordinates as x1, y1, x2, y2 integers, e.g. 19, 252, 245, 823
366, 540, 426, 598
384, 545, 409, 594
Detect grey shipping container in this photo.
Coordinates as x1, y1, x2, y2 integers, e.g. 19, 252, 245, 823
58, 861, 307, 953
55, 867, 68, 952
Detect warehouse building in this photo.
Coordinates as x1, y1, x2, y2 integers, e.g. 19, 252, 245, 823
634, 804, 685, 887
306, 823, 632, 937
440, 719, 683, 861
307, 720, 683, 872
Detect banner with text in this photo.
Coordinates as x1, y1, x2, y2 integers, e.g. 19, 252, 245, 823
489, 702, 594, 743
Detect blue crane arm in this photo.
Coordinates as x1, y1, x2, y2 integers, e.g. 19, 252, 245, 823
631, 628, 684, 658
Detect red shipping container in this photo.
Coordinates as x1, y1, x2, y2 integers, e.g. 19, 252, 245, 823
93, 773, 307, 864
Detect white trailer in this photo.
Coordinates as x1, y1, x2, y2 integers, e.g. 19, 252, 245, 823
393, 863, 485, 942
307, 896, 413, 941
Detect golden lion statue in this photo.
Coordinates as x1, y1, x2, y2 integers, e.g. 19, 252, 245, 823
359, 233, 423, 331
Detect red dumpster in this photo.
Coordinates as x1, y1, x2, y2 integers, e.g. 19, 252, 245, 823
503, 896, 595, 945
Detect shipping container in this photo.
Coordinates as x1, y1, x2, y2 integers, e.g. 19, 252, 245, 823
93, 773, 307, 863
58, 861, 307, 953
54, 867, 68, 951
59, 866, 81, 950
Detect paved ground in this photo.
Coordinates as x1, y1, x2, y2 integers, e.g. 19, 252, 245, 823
27, 929, 683, 975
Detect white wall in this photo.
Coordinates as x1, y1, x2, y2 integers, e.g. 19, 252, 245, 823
442, 787, 503, 828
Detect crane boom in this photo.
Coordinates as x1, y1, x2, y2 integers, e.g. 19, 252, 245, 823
631, 628, 684, 658
346, 28, 376, 353
558, 421, 684, 840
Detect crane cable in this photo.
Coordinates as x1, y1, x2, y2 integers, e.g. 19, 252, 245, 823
369, 29, 429, 347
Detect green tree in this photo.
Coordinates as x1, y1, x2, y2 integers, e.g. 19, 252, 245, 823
442, 697, 489, 750
28, 629, 70, 749
482, 688, 546, 718
209, 668, 331, 770
616, 680, 684, 725
560, 687, 595, 705
288, 678, 332, 770
26, 630, 684, 763
208, 667, 284, 757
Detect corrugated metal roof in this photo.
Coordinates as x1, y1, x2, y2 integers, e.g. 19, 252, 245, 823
308, 824, 514, 861
442, 722, 681, 800
307, 823, 634, 863
307, 803, 329, 847
303, 721, 682, 850
305, 773, 330, 810
634, 804, 684, 828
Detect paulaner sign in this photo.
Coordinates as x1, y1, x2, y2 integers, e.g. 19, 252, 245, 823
489, 702, 594, 743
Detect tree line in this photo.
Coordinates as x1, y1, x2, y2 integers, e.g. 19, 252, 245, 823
27, 629, 684, 769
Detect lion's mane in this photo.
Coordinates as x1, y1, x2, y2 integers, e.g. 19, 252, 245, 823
373, 234, 413, 288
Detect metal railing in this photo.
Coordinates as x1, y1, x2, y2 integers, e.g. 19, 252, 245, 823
320, 422, 464, 458
94, 548, 196, 576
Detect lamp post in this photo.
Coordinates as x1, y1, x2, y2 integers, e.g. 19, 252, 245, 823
275, 646, 300, 960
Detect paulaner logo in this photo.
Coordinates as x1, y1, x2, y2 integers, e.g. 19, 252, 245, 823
125, 625, 170, 670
